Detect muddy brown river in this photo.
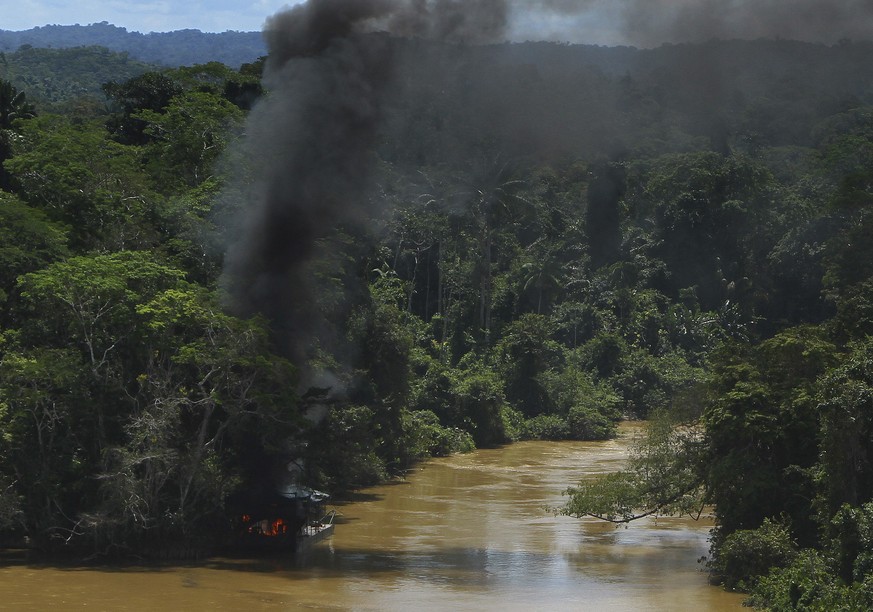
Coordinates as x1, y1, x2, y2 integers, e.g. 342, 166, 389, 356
0, 424, 745, 610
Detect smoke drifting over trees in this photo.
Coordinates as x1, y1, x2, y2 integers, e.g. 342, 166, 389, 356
514, 0, 873, 47
222, 0, 873, 367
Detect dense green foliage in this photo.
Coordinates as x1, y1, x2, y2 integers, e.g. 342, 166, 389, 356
556, 56, 873, 607
0, 46, 156, 115
0, 37, 871, 595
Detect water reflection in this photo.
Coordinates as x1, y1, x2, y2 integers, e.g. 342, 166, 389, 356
0, 424, 744, 610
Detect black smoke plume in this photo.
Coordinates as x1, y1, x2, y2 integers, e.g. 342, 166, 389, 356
222, 0, 510, 365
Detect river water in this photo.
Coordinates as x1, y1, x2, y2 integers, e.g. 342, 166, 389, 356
0, 424, 745, 610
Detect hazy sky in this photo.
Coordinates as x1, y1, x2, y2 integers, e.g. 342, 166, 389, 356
2, 0, 872, 46
1, 0, 299, 33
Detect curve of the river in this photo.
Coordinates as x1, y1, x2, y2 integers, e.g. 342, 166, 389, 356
0, 423, 745, 610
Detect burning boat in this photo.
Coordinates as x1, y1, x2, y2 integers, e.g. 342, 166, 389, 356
226, 387, 340, 553
230, 485, 335, 553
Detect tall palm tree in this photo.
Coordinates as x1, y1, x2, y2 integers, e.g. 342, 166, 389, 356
522, 251, 563, 315
459, 154, 531, 343
0, 79, 36, 189
0, 79, 36, 129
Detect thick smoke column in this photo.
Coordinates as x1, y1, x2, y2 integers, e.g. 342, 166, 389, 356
222, 0, 509, 363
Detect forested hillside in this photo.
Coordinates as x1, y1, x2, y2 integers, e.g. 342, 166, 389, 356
0, 25, 872, 608
0, 22, 266, 67
0, 45, 158, 114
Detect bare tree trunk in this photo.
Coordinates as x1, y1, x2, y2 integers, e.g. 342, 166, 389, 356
425, 247, 431, 320
408, 251, 418, 313
480, 232, 492, 344
437, 240, 443, 317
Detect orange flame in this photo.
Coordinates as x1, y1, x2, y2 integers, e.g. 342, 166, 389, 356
269, 518, 287, 536
243, 516, 287, 536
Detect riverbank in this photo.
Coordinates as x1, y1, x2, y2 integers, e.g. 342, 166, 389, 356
0, 431, 745, 610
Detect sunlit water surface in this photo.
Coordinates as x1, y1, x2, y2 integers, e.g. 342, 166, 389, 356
0, 424, 745, 610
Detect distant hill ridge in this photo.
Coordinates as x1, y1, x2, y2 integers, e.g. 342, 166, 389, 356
0, 22, 267, 67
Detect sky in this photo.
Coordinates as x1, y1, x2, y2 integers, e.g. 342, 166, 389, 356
1, 0, 301, 34
2, 0, 873, 46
